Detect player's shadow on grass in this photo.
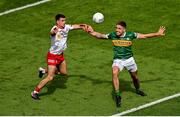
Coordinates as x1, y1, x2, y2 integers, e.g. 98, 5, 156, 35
76, 74, 163, 94
39, 73, 163, 98
124, 77, 163, 92
111, 77, 164, 101
39, 74, 93, 97
39, 75, 68, 97
110, 77, 164, 107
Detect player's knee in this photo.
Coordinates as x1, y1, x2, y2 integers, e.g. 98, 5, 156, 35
112, 71, 118, 76
112, 67, 119, 76
60, 71, 67, 75
133, 76, 138, 81
46, 75, 54, 81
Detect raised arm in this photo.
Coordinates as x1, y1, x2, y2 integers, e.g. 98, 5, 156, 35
72, 24, 89, 30
87, 25, 108, 39
137, 26, 166, 39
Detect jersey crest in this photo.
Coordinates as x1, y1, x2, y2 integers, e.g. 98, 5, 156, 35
55, 32, 62, 40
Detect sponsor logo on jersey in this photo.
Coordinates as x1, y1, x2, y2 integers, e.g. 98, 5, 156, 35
112, 40, 132, 47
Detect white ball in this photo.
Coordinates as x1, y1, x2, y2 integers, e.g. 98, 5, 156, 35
92, 12, 104, 23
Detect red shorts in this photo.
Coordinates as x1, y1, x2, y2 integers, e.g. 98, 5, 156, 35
47, 52, 65, 66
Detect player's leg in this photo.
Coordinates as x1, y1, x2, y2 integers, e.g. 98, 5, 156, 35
129, 71, 146, 96
112, 66, 120, 95
38, 60, 66, 78
112, 59, 124, 107
112, 66, 121, 107
31, 65, 56, 99
39, 66, 60, 78
126, 57, 146, 96
38, 52, 60, 78
37, 65, 56, 89
129, 70, 140, 89
58, 60, 67, 75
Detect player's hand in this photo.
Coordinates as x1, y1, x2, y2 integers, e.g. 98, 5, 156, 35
157, 26, 166, 36
50, 27, 58, 35
50, 27, 58, 36
81, 24, 88, 32
82, 24, 93, 33
86, 25, 94, 33
82, 24, 89, 32
53, 27, 59, 34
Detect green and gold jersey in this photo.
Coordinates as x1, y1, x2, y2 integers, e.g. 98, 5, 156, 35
107, 31, 138, 59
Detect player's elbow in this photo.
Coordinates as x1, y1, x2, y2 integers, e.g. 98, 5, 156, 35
96, 36, 102, 39
50, 32, 55, 36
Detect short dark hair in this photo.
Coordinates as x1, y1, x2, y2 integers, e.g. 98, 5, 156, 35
117, 21, 126, 28
55, 14, 66, 21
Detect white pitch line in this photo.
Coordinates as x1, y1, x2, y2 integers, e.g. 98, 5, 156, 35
0, 0, 51, 16
112, 93, 180, 116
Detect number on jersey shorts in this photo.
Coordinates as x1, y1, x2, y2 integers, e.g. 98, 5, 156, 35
47, 52, 64, 66
112, 57, 137, 72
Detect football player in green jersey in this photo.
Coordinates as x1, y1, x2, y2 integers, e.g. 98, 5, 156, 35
86, 21, 165, 107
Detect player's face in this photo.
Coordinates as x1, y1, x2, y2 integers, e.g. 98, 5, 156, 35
57, 18, 66, 28
116, 25, 125, 36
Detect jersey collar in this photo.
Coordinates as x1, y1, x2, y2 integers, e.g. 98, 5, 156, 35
56, 24, 65, 29
119, 32, 126, 37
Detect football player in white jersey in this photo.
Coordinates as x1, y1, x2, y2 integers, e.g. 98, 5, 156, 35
31, 14, 89, 100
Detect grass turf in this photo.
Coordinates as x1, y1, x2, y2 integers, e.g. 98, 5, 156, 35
0, 0, 179, 115
127, 97, 180, 116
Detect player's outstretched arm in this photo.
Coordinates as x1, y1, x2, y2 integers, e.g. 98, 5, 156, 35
72, 24, 89, 30
137, 26, 166, 39
89, 31, 107, 39
86, 25, 108, 39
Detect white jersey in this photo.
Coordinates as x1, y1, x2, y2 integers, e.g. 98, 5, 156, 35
49, 24, 73, 54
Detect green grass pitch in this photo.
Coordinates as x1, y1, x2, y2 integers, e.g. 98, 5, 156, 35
0, 0, 180, 115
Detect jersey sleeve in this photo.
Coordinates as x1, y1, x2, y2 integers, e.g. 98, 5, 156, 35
106, 32, 115, 39
65, 24, 74, 31
132, 32, 138, 39
105, 34, 110, 39
50, 25, 57, 32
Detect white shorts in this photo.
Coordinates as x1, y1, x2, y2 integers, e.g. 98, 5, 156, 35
112, 57, 137, 72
